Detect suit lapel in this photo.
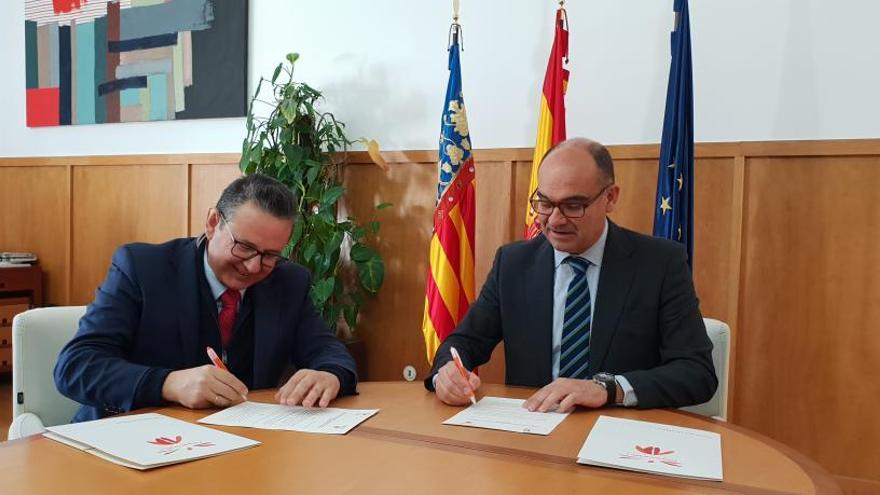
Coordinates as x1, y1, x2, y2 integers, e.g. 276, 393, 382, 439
252, 276, 281, 388
590, 221, 636, 375
524, 238, 555, 385
174, 238, 202, 365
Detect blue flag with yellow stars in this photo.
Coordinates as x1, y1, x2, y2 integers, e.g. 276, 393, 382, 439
653, 0, 694, 268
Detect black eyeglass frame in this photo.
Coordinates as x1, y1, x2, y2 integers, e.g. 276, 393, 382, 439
529, 183, 613, 219
217, 210, 288, 268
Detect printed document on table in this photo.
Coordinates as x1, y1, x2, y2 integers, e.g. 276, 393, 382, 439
44, 413, 260, 470
442, 397, 569, 435
198, 401, 378, 434
577, 415, 723, 481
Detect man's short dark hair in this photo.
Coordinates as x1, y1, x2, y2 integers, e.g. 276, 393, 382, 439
216, 174, 297, 221
541, 138, 615, 184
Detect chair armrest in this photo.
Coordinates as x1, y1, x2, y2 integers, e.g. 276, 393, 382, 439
8, 412, 47, 441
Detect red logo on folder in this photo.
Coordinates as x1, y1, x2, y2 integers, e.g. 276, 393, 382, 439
148, 436, 182, 446
147, 435, 215, 455
635, 445, 674, 456
619, 444, 682, 467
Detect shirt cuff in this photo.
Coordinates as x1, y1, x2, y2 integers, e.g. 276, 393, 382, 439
615, 375, 639, 407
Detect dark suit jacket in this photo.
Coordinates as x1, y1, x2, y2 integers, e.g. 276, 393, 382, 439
427, 221, 717, 409
55, 238, 357, 422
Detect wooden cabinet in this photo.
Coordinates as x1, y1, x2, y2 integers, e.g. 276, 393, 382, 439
0, 265, 43, 373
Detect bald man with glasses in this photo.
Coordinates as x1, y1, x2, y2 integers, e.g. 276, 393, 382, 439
427, 138, 717, 412
55, 174, 357, 422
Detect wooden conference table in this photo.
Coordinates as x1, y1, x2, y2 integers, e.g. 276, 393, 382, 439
0, 382, 840, 494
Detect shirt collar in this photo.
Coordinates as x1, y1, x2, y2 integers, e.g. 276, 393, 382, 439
553, 218, 609, 269
203, 247, 246, 301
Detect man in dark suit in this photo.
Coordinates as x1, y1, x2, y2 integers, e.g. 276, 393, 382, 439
427, 138, 716, 412
55, 174, 357, 422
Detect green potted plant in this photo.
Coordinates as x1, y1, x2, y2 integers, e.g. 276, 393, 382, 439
239, 52, 389, 344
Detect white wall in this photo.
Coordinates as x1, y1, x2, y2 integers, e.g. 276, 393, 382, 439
2, 0, 880, 157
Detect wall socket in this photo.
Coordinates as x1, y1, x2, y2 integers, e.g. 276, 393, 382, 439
403, 365, 417, 382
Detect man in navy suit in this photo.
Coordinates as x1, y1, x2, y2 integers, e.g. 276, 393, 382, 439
55, 174, 357, 422
427, 138, 716, 412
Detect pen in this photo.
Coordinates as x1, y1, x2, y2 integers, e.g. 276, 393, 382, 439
450, 346, 477, 405
206, 346, 248, 402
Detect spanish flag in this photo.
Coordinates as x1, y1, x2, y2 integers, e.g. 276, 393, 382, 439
422, 25, 476, 364
524, 6, 570, 239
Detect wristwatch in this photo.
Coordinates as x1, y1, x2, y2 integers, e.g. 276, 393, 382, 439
592, 372, 617, 406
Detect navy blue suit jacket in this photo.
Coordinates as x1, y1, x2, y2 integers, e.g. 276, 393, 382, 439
55, 237, 357, 422
427, 221, 717, 409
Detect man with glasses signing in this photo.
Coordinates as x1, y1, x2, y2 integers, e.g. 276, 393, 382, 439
55, 174, 356, 422
427, 138, 716, 412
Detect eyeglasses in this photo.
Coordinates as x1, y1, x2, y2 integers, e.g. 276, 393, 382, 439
529, 184, 612, 219
217, 211, 288, 268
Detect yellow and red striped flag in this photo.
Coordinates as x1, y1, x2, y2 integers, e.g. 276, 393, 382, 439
524, 6, 570, 239
422, 22, 476, 364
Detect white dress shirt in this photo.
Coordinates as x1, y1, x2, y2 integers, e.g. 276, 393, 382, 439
203, 249, 246, 312
550, 219, 638, 407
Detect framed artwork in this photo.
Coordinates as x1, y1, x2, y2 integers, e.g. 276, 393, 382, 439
24, 0, 248, 127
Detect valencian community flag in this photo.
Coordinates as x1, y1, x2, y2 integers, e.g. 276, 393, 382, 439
422, 24, 476, 364
653, 0, 695, 267
524, 6, 569, 239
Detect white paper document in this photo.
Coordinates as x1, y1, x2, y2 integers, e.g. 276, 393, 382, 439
198, 401, 378, 434
442, 397, 570, 435
577, 415, 723, 481
44, 413, 260, 470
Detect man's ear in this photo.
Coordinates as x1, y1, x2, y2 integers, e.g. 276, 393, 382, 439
205, 208, 220, 240
604, 185, 621, 214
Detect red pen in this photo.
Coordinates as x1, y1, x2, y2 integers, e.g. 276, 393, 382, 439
206, 346, 248, 402
450, 346, 477, 405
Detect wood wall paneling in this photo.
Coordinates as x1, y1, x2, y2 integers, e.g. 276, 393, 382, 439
3, 139, 880, 489
71, 164, 189, 304
735, 155, 880, 483
189, 164, 241, 236
0, 166, 70, 304
342, 159, 437, 382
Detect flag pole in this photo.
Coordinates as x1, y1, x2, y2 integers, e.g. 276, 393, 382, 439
449, 0, 463, 51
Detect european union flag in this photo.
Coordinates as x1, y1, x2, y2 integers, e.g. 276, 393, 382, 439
653, 0, 694, 268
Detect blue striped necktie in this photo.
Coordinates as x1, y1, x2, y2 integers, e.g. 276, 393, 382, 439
559, 256, 592, 380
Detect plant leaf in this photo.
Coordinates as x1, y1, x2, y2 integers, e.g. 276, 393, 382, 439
357, 256, 385, 293
290, 219, 304, 247
306, 166, 319, 186
356, 138, 389, 171
321, 185, 346, 208
376, 202, 393, 210
343, 304, 358, 331
324, 231, 344, 257
312, 277, 335, 306
303, 242, 317, 262
350, 243, 377, 263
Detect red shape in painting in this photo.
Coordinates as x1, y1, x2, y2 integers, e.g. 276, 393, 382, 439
53, 0, 88, 15
26, 88, 60, 127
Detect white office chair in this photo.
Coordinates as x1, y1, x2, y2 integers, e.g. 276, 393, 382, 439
680, 318, 731, 421
8, 306, 85, 440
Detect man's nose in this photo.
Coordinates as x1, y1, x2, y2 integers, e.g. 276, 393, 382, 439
547, 206, 568, 226
243, 255, 263, 273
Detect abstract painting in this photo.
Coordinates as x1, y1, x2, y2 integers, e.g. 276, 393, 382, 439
24, 0, 248, 127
